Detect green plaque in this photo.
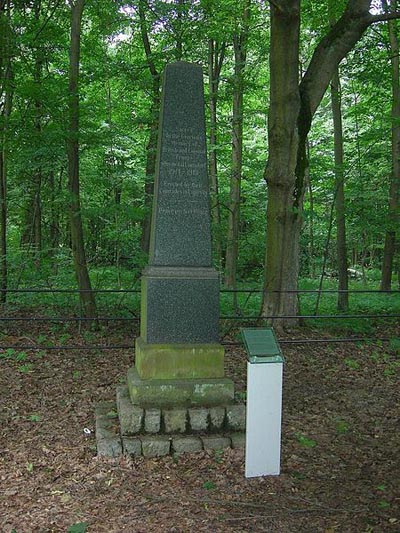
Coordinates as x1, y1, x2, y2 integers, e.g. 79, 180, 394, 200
241, 328, 284, 364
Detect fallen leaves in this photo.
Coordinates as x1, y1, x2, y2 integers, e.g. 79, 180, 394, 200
0, 320, 399, 531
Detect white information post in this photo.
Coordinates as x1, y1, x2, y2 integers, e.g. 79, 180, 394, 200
242, 328, 284, 478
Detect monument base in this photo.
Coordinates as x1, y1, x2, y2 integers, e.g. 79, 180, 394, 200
135, 336, 224, 380
127, 366, 234, 408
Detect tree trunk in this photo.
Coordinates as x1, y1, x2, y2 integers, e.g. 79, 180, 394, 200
225, 1, 249, 288
0, 0, 12, 305
330, 68, 349, 311
139, 0, 160, 253
208, 39, 225, 268
20, 1, 43, 253
381, 0, 400, 290
174, 0, 184, 61
262, 0, 385, 328
261, 1, 301, 327
305, 142, 315, 278
67, 0, 96, 318
33, 0, 42, 253
33, 43, 43, 253
49, 169, 61, 253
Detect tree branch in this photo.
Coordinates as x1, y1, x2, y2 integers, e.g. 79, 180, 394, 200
138, 0, 158, 79
300, 0, 373, 122
370, 11, 400, 22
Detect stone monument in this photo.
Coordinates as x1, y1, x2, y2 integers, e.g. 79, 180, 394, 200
95, 63, 245, 457
127, 61, 234, 406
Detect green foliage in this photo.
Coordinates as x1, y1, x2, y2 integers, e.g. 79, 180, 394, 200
28, 414, 41, 422
67, 523, 88, 533
389, 338, 400, 354
18, 363, 34, 373
344, 358, 360, 371
202, 480, 216, 490
295, 433, 317, 449
0, 0, 398, 301
377, 500, 391, 509
335, 419, 350, 435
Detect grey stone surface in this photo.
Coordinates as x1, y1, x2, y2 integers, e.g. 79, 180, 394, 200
172, 436, 203, 454
97, 438, 122, 458
127, 366, 234, 408
139, 62, 221, 346
145, 408, 161, 433
95, 402, 122, 457
209, 406, 226, 430
117, 386, 143, 435
122, 437, 142, 456
163, 408, 187, 433
95, 401, 118, 419
201, 436, 231, 451
230, 432, 246, 450
188, 407, 209, 432
141, 436, 171, 457
141, 267, 219, 344
226, 404, 246, 431
95, 414, 119, 441
150, 62, 212, 267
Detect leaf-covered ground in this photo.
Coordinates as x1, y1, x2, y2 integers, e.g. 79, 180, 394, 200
0, 320, 399, 532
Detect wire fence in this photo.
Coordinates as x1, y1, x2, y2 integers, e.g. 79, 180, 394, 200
0, 287, 399, 352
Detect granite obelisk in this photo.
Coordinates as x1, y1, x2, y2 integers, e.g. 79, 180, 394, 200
128, 62, 233, 406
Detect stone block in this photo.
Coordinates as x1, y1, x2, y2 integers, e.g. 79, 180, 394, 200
95, 403, 122, 458
139, 269, 220, 346
117, 386, 143, 435
127, 366, 234, 407
226, 404, 246, 431
201, 436, 231, 451
163, 408, 187, 433
95, 401, 118, 419
188, 407, 209, 432
144, 408, 161, 433
230, 432, 246, 450
122, 437, 142, 456
172, 436, 203, 454
95, 414, 119, 442
141, 436, 171, 457
97, 438, 122, 458
209, 406, 226, 430
135, 334, 224, 379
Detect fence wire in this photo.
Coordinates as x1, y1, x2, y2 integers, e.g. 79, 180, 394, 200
0, 287, 399, 352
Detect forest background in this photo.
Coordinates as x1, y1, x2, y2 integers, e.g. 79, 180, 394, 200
0, 0, 399, 330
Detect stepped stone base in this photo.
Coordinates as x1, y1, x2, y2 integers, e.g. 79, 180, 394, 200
95, 387, 246, 458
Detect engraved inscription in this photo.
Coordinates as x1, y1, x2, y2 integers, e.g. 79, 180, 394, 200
157, 129, 208, 218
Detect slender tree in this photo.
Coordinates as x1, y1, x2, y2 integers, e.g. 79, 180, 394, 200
208, 38, 225, 266
67, 0, 96, 317
225, 0, 250, 288
381, 0, 400, 290
0, 0, 13, 304
20, 0, 43, 253
138, 0, 161, 253
331, 68, 349, 311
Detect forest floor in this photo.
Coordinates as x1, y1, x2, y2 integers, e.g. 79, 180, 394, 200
0, 318, 399, 532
